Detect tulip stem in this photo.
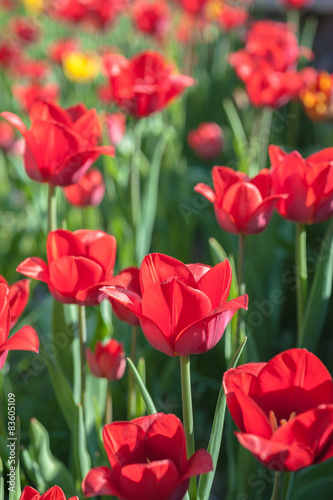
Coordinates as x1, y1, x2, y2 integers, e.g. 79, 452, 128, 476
128, 326, 138, 419
180, 355, 196, 500
131, 119, 143, 235
47, 184, 57, 233
282, 472, 294, 500
295, 223, 308, 341
105, 381, 113, 425
270, 471, 284, 500
78, 305, 87, 414
236, 233, 246, 347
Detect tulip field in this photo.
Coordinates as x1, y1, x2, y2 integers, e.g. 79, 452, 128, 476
1, 0, 333, 499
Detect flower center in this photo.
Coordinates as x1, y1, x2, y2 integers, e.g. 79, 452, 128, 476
269, 410, 296, 432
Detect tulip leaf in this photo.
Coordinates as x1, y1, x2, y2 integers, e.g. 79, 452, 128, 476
222, 98, 249, 173
40, 339, 76, 432
21, 448, 46, 492
126, 357, 157, 415
298, 219, 333, 350
136, 357, 147, 417
28, 418, 77, 496
0, 458, 4, 500
8, 416, 21, 500
208, 237, 228, 265
197, 337, 247, 500
73, 405, 91, 483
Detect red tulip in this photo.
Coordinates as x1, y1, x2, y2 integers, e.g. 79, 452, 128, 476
269, 145, 333, 224
12, 56, 50, 79
0, 275, 30, 328
82, 413, 213, 500
86, 339, 126, 380
223, 348, 333, 471
102, 50, 195, 117
0, 121, 16, 151
12, 82, 60, 113
0, 283, 39, 370
53, 0, 128, 30
10, 16, 40, 45
179, 0, 208, 16
187, 122, 224, 161
64, 168, 105, 207
217, 5, 248, 32
101, 253, 247, 356
19, 485, 78, 500
107, 267, 140, 325
195, 166, 285, 234
133, 0, 170, 41
17, 229, 116, 306
48, 38, 81, 65
280, 0, 313, 8
1, 101, 114, 186
0, 40, 19, 70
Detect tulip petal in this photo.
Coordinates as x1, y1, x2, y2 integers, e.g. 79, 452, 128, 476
103, 422, 147, 468
1, 325, 39, 353
268, 145, 287, 167
82, 466, 119, 497
20, 486, 40, 500
194, 183, 216, 203
182, 449, 213, 480
307, 147, 333, 164
0, 283, 10, 346
251, 169, 272, 198
236, 432, 313, 471
29, 101, 72, 128
132, 413, 165, 433
0, 111, 28, 136
252, 349, 333, 422
196, 260, 232, 308
49, 256, 103, 298
40, 486, 66, 500
139, 315, 177, 356
119, 460, 180, 500
144, 414, 187, 472
47, 229, 84, 264
101, 286, 143, 316
140, 253, 196, 291
76, 231, 116, 276
223, 182, 263, 231
16, 257, 49, 283
246, 195, 282, 234
212, 166, 246, 201
8, 279, 30, 328
214, 206, 239, 234
0, 350, 8, 370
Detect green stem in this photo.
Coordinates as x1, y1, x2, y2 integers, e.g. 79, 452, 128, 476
78, 305, 87, 413
287, 9, 300, 41
180, 355, 196, 500
258, 107, 273, 173
105, 381, 112, 425
236, 233, 246, 347
295, 223, 308, 341
131, 120, 143, 232
47, 184, 57, 233
128, 326, 138, 419
270, 471, 284, 500
282, 472, 295, 500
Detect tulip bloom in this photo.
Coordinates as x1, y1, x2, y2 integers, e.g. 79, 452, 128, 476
188, 122, 224, 161
12, 82, 60, 113
101, 50, 195, 118
0, 121, 16, 151
195, 166, 284, 234
20, 485, 78, 500
17, 229, 116, 306
1, 101, 114, 186
82, 413, 213, 500
86, 339, 126, 380
0, 275, 30, 328
269, 145, 333, 224
0, 283, 39, 370
280, 0, 313, 8
223, 348, 333, 471
102, 253, 247, 356
133, 0, 170, 41
48, 38, 81, 65
105, 112, 126, 147
107, 267, 140, 325
64, 168, 105, 207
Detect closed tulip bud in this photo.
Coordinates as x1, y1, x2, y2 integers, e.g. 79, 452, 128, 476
64, 168, 105, 207
86, 339, 126, 380
188, 122, 224, 161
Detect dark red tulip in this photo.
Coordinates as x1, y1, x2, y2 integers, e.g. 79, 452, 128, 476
19, 485, 78, 500
133, 0, 170, 41
17, 229, 116, 306
187, 122, 224, 161
269, 145, 333, 224
86, 339, 126, 380
195, 166, 285, 234
64, 168, 105, 207
102, 253, 247, 356
53, 0, 128, 30
10, 16, 40, 45
223, 348, 333, 471
82, 413, 213, 500
0, 275, 30, 328
0, 283, 39, 370
101, 50, 195, 117
107, 267, 140, 325
1, 101, 114, 186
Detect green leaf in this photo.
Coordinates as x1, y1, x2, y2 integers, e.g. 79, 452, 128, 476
0, 458, 4, 500
73, 405, 91, 483
222, 98, 249, 173
208, 237, 228, 266
136, 357, 147, 417
8, 416, 21, 500
197, 337, 247, 500
298, 220, 333, 350
126, 357, 157, 415
21, 449, 46, 492
40, 340, 76, 432
28, 418, 77, 496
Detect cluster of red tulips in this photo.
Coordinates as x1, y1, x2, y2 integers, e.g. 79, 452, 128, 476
0, 1, 333, 500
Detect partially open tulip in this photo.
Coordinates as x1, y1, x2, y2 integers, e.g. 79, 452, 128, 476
195, 166, 285, 234
86, 339, 126, 380
20, 485, 78, 500
0, 275, 30, 328
269, 145, 333, 224
82, 413, 213, 500
0, 283, 39, 370
223, 348, 333, 471
64, 168, 105, 207
17, 229, 116, 306
1, 101, 114, 186
101, 50, 195, 117
107, 267, 140, 325
188, 122, 224, 161
102, 253, 247, 356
